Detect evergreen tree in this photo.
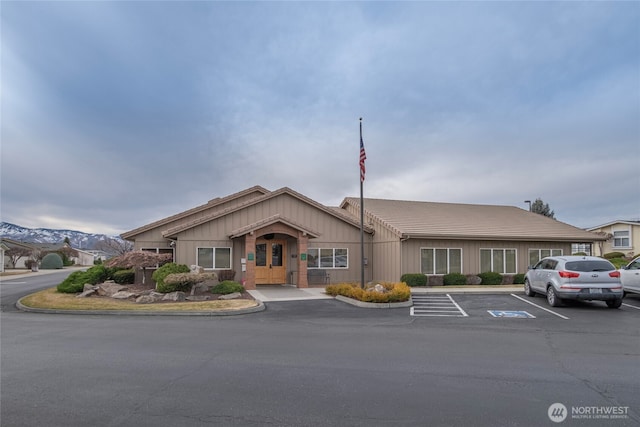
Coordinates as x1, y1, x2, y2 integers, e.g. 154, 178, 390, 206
531, 198, 555, 219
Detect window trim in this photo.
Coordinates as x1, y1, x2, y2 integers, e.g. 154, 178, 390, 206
420, 247, 463, 275
612, 228, 631, 249
479, 248, 517, 274
528, 248, 563, 267
307, 248, 349, 269
196, 247, 232, 270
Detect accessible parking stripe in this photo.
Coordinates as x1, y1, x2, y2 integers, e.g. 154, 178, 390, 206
510, 294, 570, 319
622, 302, 640, 310
411, 294, 468, 317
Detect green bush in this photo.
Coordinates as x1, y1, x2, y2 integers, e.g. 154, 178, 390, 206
443, 273, 467, 286
56, 265, 109, 293
603, 252, 626, 260
41, 253, 63, 269
513, 273, 526, 285
608, 258, 628, 269
211, 281, 244, 295
113, 269, 135, 284
572, 252, 588, 256
400, 273, 428, 287
152, 263, 190, 292
478, 271, 503, 285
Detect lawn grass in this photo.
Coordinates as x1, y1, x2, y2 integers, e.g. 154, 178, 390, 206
20, 287, 258, 312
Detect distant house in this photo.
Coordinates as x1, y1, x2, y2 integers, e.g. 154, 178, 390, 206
587, 220, 640, 258
0, 242, 8, 272
121, 186, 606, 288
0, 238, 92, 268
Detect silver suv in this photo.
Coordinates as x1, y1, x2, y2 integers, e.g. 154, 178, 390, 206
524, 255, 623, 309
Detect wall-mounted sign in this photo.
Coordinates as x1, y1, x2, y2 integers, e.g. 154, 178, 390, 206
300, 253, 307, 261
247, 252, 254, 261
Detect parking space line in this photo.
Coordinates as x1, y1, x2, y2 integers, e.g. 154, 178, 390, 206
410, 294, 468, 317
622, 303, 640, 310
510, 294, 570, 320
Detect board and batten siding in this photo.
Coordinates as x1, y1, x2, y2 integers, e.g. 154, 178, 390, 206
400, 239, 572, 275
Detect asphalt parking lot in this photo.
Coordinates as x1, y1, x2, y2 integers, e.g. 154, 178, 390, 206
410, 292, 640, 328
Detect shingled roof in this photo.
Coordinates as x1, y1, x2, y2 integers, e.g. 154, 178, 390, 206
341, 198, 604, 242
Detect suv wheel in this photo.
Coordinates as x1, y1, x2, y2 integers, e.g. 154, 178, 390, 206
524, 279, 535, 297
606, 299, 622, 309
547, 286, 562, 307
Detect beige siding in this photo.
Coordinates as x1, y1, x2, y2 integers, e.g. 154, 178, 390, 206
589, 223, 640, 257
171, 193, 367, 284
400, 239, 572, 275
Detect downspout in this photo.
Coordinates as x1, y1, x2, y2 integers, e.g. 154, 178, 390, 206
400, 235, 410, 281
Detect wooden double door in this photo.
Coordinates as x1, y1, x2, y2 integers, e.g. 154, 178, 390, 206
255, 239, 287, 285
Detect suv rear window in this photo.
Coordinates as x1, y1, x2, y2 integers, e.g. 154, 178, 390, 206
565, 260, 614, 272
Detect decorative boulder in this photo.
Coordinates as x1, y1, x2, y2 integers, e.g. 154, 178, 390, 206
162, 292, 186, 302
218, 292, 241, 300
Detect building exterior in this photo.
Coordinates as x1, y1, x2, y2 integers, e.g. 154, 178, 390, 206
587, 220, 640, 257
121, 186, 605, 288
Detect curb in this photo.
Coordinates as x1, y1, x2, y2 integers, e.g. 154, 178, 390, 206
16, 297, 266, 316
335, 295, 413, 309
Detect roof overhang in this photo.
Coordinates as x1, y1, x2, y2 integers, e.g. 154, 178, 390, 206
228, 214, 321, 239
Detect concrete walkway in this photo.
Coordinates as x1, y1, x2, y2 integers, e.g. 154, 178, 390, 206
247, 284, 524, 302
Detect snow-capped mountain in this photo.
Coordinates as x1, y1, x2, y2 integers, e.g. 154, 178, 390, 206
0, 222, 124, 250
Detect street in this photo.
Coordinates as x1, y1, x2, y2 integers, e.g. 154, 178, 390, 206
1, 274, 639, 426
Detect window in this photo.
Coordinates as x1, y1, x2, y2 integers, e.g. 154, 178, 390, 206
571, 243, 591, 255
420, 248, 462, 274
307, 248, 348, 269
197, 247, 231, 269
613, 230, 630, 248
480, 249, 516, 274
528, 249, 562, 267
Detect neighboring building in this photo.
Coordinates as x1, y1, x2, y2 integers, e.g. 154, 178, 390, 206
1, 238, 35, 269
0, 242, 8, 272
121, 186, 606, 289
586, 220, 640, 258
0, 238, 92, 268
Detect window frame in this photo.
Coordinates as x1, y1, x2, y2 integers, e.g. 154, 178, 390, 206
479, 248, 517, 274
196, 247, 232, 270
528, 249, 563, 267
307, 248, 349, 269
612, 229, 631, 249
420, 247, 463, 275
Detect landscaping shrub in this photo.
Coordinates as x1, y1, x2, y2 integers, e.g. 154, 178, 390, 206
478, 271, 503, 285
41, 253, 63, 269
607, 258, 628, 269
56, 265, 109, 293
427, 275, 444, 286
325, 282, 410, 303
152, 263, 190, 292
603, 252, 626, 260
113, 269, 135, 285
400, 273, 427, 287
572, 252, 588, 256
211, 281, 244, 295
513, 273, 526, 285
443, 273, 467, 286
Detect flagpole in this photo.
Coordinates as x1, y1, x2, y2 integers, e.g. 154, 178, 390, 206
359, 118, 365, 289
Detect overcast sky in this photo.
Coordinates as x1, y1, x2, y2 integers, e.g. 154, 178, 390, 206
1, 1, 639, 236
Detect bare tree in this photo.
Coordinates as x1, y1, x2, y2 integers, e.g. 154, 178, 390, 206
5, 247, 31, 268
105, 250, 172, 285
95, 238, 134, 257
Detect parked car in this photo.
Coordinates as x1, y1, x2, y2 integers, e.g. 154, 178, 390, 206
524, 256, 623, 308
620, 257, 640, 296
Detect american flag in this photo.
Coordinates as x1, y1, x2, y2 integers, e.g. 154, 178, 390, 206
359, 134, 367, 182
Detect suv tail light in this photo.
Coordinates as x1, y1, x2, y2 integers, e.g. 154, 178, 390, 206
609, 271, 620, 278
558, 271, 580, 278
